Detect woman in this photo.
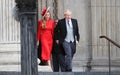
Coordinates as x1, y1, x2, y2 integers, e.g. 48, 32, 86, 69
37, 7, 54, 66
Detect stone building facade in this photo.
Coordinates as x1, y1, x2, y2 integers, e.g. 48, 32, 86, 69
0, 0, 120, 72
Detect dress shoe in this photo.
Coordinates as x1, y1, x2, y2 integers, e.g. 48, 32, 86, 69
39, 60, 49, 66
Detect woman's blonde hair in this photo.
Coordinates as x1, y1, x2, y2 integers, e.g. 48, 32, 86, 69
42, 11, 51, 29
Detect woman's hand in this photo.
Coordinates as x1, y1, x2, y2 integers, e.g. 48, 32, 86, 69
37, 40, 39, 47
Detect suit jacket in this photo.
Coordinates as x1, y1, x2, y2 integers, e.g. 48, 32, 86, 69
52, 40, 65, 54
54, 18, 80, 44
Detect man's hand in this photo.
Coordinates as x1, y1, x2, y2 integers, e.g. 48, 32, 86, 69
76, 41, 80, 47
56, 40, 59, 44
76, 41, 79, 44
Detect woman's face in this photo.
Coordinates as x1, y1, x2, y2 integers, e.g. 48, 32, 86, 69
44, 12, 51, 20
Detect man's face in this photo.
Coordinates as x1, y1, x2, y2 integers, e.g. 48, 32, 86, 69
64, 13, 71, 20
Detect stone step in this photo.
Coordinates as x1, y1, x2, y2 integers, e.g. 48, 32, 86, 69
0, 58, 85, 72
0, 65, 86, 72
0, 72, 120, 75
91, 66, 120, 72
0, 51, 20, 65
0, 58, 52, 72
0, 44, 20, 52
90, 59, 120, 67
0, 65, 21, 72
0, 65, 53, 72
39, 72, 120, 75
0, 44, 20, 64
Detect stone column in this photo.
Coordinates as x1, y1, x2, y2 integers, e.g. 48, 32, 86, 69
15, 0, 38, 75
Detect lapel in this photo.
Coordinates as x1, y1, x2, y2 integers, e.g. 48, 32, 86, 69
63, 18, 75, 34
71, 19, 75, 31
63, 18, 67, 33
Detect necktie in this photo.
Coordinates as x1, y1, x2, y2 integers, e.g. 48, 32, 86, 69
68, 20, 72, 28
68, 20, 70, 26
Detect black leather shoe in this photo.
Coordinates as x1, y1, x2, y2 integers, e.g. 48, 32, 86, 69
39, 61, 48, 66
66, 69, 72, 72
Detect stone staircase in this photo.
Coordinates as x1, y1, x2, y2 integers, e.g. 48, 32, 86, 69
0, 43, 120, 72
90, 59, 120, 72
0, 43, 53, 72
0, 43, 21, 71
0, 43, 86, 72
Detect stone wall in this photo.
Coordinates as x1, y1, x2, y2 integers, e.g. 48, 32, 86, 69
91, 0, 120, 61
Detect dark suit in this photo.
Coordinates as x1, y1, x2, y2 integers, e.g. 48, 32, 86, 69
52, 24, 66, 72
54, 18, 80, 71
54, 18, 80, 44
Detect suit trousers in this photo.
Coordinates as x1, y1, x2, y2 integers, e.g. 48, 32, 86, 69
52, 53, 66, 72
62, 40, 76, 71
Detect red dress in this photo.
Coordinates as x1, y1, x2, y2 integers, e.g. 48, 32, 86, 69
37, 19, 54, 61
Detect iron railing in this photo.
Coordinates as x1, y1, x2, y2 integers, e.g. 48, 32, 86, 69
100, 35, 120, 75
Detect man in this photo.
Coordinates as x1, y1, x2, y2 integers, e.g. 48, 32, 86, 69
54, 10, 80, 72
52, 20, 66, 72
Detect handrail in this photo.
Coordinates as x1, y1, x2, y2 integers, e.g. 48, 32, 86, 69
100, 35, 120, 75
100, 35, 120, 48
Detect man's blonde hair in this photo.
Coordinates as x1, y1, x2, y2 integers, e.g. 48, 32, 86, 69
64, 9, 72, 15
